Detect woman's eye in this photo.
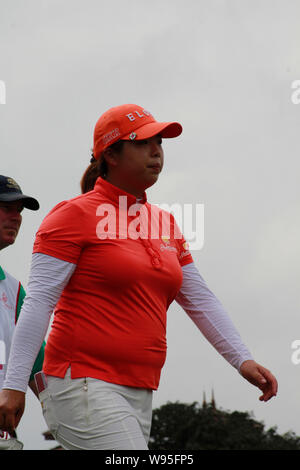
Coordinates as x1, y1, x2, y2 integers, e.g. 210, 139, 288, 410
134, 137, 162, 146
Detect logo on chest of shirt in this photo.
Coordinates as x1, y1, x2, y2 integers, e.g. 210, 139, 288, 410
160, 236, 177, 253
0, 292, 13, 311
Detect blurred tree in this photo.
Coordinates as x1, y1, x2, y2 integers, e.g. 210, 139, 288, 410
149, 400, 300, 450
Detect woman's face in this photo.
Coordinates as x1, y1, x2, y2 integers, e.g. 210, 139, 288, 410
106, 134, 164, 197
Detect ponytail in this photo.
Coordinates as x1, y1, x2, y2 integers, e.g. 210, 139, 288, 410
80, 140, 124, 194
80, 153, 108, 194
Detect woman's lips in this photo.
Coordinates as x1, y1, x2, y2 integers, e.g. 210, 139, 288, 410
147, 164, 161, 173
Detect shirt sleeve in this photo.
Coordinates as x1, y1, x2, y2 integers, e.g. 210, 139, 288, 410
175, 262, 254, 371
16, 285, 46, 382
33, 200, 86, 264
3, 253, 76, 393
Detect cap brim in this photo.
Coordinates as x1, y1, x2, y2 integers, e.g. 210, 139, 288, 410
123, 121, 182, 141
0, 193, 40, 210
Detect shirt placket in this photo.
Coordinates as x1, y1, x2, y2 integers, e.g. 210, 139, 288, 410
130, 203, 162, 270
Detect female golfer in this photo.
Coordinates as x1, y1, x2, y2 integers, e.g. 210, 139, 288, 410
0, 104, 277, 450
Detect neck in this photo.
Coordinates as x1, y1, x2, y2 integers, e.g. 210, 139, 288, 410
104, 175, 145, 199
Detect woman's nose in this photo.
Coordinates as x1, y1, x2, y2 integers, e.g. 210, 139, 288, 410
150, 140, 162, 157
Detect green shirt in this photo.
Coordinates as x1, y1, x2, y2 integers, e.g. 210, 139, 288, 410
0, 266, 45, 383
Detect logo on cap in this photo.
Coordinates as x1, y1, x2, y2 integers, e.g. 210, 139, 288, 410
6, 178, 21, 191
102, 128, 121, 146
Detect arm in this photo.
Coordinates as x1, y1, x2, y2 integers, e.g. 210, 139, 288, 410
176, 262, 277, 401
0, 253, 76, 433
16, 284, 46, 390
28, 380, 39, 398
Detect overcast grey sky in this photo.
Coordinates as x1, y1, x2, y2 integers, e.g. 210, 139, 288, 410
1, 0, 300, 449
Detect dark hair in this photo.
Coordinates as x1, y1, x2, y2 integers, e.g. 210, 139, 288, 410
80, 140, 125, 194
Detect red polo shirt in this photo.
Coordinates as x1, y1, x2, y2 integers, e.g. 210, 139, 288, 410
33, 178, 193, 389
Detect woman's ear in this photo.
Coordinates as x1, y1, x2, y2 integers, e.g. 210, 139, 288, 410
102, 147, 118, 169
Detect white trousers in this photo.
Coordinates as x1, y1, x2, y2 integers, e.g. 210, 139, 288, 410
38, 369, 153, 450
0, 432, 23, 450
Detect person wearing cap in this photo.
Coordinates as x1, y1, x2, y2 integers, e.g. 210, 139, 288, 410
0, 106, 277, 450
0, 176, 45, 450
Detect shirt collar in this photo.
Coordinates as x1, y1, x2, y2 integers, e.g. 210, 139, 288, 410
0, 266, 6, 280
94, 177, 147, 207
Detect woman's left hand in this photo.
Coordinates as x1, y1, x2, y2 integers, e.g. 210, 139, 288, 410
239, 360, 278, 402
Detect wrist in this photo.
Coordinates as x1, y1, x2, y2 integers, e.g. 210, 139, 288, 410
2, 388, 26, 396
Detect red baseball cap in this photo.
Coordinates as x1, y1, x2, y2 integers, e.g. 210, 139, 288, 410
93, 104, 182, 160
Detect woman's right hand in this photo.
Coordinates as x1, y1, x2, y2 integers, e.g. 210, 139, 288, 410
0, 389, 25, 435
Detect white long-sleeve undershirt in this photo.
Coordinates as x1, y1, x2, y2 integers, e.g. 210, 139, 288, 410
3, 253, 253, 393
175, 262, 253, 370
